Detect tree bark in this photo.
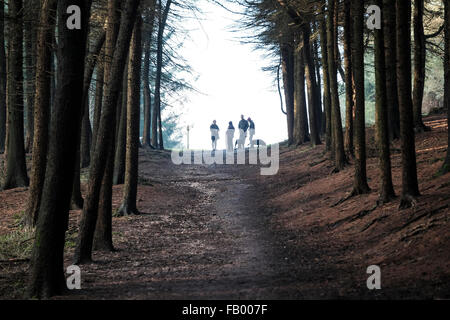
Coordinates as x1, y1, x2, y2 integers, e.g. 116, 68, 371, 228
118, 16, 142, 216
383, 0, 401, 140
303, 24, 321, 146
27, 0, 91, 299
440, 0, 450, 174
142, 3, 156, 148
396, 0, 420, 208
375, 0, 396, 203
412, 0, 428, 132
24, 0, 38, 153
2, 0, 29, 190
293, 39, 309, 145
113, 65, 128, 185
281, 42, 295, 146
0, 2, 6, 153
91, 57, 105, 157
154, 0, 172, 150
351, 0, 370, 194
327, 0, 346, 170
320, 1, 332, 152
24, 0, 57, 227
74, 0, 141, 263
344, 0, 354, 156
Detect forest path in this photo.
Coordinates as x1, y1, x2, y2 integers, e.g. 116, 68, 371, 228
63, 150, 296, 299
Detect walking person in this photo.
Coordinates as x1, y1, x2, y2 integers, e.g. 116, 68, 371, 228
226, 121, 235, 152
210, 120, 220, 151
248, 117, 255, 148
238, 115, 249, 149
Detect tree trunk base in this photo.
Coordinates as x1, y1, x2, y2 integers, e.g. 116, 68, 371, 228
116, 203, 140, 217
399, 194, 419, 209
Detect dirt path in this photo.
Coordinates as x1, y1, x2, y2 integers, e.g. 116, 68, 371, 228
61, 153, 294, 299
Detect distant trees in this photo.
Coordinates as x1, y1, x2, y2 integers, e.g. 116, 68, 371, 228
239, 0, 447, 207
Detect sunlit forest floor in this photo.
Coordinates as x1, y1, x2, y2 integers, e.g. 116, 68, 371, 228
0, 113, 449, 299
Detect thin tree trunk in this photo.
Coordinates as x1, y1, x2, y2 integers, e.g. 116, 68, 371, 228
80, 103, 92, 168
351, 0, 370, 194
320, 1, 332, 152
327, 0, 346, 170
281, 42, 295, 146
0, 2, 6, 153
91, 57, 104, 157
344, 0, 354, 156
439, 0, 449, 174
154, 0, 172, 151
375, 0, 396, 203
413, 0, 428, 132
303, 24, 321, 146
118, 16, 142, 216
24, 0, 38, 153
113, 66, 128, 185
2, 0, 29, 190
396, 0, 420, 208
294, 39, 309, 145
74, 0, 141, 263
27, 0, 91, 299
383, 0, 401, 140
24, 0, 57, 227
312, 36, 323, 134
142, 3, 156, 148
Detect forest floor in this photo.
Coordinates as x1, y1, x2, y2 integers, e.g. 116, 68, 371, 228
0, 113, 449, 299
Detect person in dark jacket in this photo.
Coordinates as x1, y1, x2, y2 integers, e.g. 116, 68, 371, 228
237, 115, 249, 149
210, 120, 219, 151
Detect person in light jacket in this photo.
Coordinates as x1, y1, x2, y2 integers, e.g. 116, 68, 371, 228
226, 121, 235, 152
248, 117, 255, 148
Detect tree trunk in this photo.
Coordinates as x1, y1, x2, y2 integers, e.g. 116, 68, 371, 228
142, 4, 156, 148
383, 0, 401, 140
396, 0, 420, 208
344, 0, 354, 156
154, 0, 172, 151
303, 24, 321, 146
80, 103, 92, 168
2, 0, 29, 190
118, 16, 142, 216
0, 2, 6, 153
24, 0, 38, 153
91, 58, 104, 157
440, 0, 450, 174
294, 39, 309, 145
351, 0, 370, 194
320, 1, 332, 152
281, 42, 295, 146
312, 36, 323, 134
412, 0, 428, 132
327, 0, 346, 170
375, 0, 396, 203
113, 66, 128, 185
74, 0, 141, 264
27, 0, 91, 299
24, 0, 57, 227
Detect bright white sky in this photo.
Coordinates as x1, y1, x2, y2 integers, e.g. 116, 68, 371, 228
171, 0, 288, 150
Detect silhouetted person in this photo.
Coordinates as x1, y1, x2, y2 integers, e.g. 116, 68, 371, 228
226, 121, 235, 152
248, 117, 255, 147
210, 120, 219, 151
238, 115, 249, 149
